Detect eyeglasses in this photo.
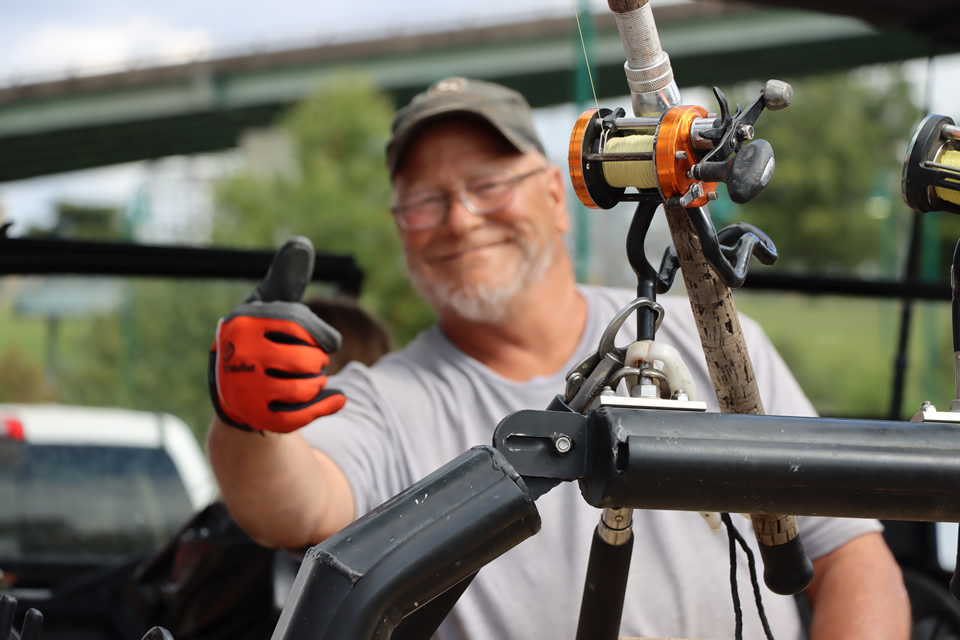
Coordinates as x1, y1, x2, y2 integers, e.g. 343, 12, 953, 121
391, 166, 548, 231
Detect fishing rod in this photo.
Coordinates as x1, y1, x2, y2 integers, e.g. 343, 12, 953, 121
566, 1, 807, 635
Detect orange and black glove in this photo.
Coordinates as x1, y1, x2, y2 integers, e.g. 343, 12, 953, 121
208, 236, 346, 433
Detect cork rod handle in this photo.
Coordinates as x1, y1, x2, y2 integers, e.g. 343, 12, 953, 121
665, 206, 814, 596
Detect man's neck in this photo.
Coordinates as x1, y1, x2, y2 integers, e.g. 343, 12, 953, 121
438, 262, 588, 381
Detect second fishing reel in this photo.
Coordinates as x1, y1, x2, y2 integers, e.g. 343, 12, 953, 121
569, 79, 793, 210
902, 114, 960, 216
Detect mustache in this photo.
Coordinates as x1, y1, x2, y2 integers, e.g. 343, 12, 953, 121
423, 232, 519, 261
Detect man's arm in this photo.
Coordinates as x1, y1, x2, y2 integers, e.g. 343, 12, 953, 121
804, 532, 910, 639
207, 416, 355, 549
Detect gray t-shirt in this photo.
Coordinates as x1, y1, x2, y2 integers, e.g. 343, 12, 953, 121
302, 285, 880, 640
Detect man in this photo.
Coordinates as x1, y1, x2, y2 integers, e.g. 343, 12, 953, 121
207, 77, 909, 639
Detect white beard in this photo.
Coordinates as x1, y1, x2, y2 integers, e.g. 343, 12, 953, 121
406, 237, 555, 325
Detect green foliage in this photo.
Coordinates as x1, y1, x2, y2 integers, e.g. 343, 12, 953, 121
214, 77, 434, 345
56, 279, 249, 439
921, 212, 960, 284
0, 348, 58, 403
730, 68, 924, 274
3, 78, 433, 441
27, 202, 125, 241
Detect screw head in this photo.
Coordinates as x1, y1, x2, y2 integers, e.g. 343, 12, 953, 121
554, 434, 573, 454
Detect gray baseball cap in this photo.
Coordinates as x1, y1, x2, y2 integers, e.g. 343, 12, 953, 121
386, 77, 545, 176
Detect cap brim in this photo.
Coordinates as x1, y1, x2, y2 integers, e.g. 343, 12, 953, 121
388, 104, 538, 176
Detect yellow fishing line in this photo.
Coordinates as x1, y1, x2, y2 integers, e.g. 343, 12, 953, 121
602, 135, 658, 189
937, 149, 960, 206
572, 0, 599, 113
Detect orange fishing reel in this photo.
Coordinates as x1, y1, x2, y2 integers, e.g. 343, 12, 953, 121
569, 80, 793, 211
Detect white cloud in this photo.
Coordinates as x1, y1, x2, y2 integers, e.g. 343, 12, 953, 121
5, 18, 211, 79
906, 53, 960, 118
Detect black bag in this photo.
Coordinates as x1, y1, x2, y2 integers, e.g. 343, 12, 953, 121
127, 502, 280, 640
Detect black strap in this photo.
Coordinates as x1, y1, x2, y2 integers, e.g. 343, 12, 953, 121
722, 513, 776, 640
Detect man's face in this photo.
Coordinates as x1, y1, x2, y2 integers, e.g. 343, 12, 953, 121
392, 119, 569, 323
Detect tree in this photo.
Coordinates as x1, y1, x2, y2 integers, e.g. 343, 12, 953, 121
6, 78, 432, 441
729, 68, 924, 275
1, 202, 124, 406
27, 202, 124, 241
57, 278, 248, 435
0, 348, 58, 403
214, 76, 434, 346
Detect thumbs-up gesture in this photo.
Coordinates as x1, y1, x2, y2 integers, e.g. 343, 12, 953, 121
208, 236, 346, 433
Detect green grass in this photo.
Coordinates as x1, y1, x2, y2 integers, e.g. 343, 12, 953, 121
0, 292, 50, 364
0, 285, 109, 378
735, 291, 954, 419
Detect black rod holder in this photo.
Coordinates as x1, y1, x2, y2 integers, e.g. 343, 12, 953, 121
272, 446, 540, 640
578, 407, 960, 521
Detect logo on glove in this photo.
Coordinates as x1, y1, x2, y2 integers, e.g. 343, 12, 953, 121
222, 341, 255, 373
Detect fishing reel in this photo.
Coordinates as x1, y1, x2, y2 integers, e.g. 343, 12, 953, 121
902, 114, 960, 215
902, 114, 960, 602
569, 79, 792, 210
905, 115, 960, 420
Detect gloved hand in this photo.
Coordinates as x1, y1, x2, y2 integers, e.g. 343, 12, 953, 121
208, 236, 346, 433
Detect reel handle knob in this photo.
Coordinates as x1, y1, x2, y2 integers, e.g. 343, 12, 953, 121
761, 79, 793, 111
694, 139, 775, 205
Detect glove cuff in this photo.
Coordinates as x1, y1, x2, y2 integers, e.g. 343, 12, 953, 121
208, 349, 261, 434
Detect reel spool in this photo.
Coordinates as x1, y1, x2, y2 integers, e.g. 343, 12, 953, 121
569, 105, 717, 210
903, 114, 960, 215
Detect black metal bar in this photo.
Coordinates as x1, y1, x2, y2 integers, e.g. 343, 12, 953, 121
391, 575, 477, 640
952, 239, 960, 353
0, 235, 365, 296
5, 228, 952, 303
890, 212, 926, 419
576, 407, 960, 521
272, 446, 540, 640
742, 271, 950, 301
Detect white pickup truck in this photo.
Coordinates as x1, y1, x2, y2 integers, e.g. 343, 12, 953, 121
0, 403, 217, 592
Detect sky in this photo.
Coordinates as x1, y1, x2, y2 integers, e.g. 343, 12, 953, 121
0, 0, 958, 239
0, 0, 615, 83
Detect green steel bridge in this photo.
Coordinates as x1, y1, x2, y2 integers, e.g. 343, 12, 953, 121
0, 1, 953, 183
